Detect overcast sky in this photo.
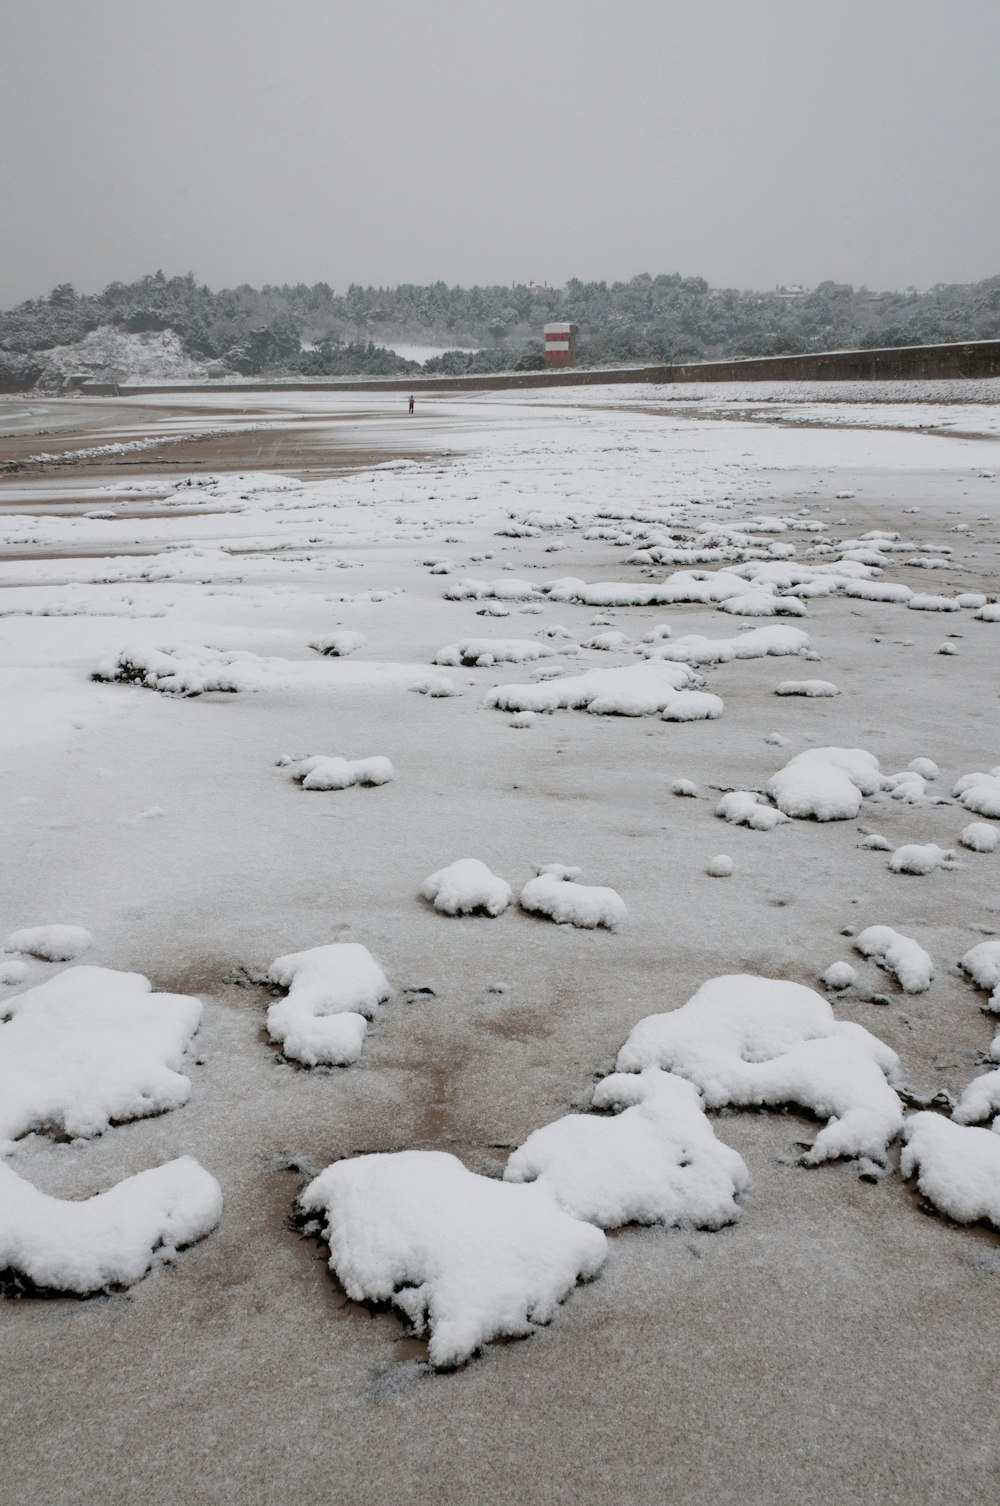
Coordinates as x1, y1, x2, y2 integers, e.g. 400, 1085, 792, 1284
3, 0, 998, 306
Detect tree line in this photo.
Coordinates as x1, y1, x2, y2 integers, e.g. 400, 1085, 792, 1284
1, 268, 999, 389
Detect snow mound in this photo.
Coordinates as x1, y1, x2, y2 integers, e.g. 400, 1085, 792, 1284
95, 645, 455, 698
615, 975, 903, 1163
583, 630, 632, 651
519, 866, 626, 931
907, 594, 962, 612
671, 778, 698, 797
954, 1070, 1000, 1125
822, 962, 857, 991
842, 580, 913, 603
420, 859, 512, 917
855, 926, 933, 993
0, 967, 202, 1149
888, 843, 959, 875
298, 1150, 607, 1368
0, 1157, 222, 1295
486, 660, 719, 720
718, 590, 807, 618
643, 625, 810, 666
0, 960, 29, 987
767, 746, 886, 821
3, 925, 92, 962
953, 769, 1000, 819
774, 680, 839, 697
434, 638, 567, 667
266, 944, 390, 1068
444, 577, 541, 602
960, 940, 1000, 1011
706, 855, 734, 877
901, 1114, 1000, 1227
974, 603, 1000, 622
309, 631, 367, 657
505, 1068, 749, 1230
908, 758, 939, 780
286, 755, 395, 791
960, 823, 998, 853
716, 791, 790, 831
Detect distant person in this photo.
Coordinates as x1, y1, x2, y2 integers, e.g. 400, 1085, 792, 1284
408, 395, 415, 415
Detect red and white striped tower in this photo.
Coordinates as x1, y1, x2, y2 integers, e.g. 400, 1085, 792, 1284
543, 322, 577, 367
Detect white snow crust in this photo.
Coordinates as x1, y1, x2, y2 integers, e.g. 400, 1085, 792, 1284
774, 680, 840, 697
487, 660, 720, 719
519, 867, 626, 931
959, 822, 999, 853
822, 962, 857, 991
888, 843, 958, 875
505, 1068, 749, 1230
643, 625, 810, 666
715, 792, 790, 831
3, 925, 92, 962
308, 630, 367, 657
706, 855, 734, 877
901, 1114, 1000, 1228
0, 1157, 222, 1294
0, 967, 203, 1150
95, 644, 455, 698
767, 747, 886, 821
266, 944, 390, 1067
959, 940, 1000, 1010
954, 769, 1000, 819
855, 926, 934, 993
286, 755, 395, 790
420, 859, 512, 917
615, 975, 903, 1163
435, 638, 567, 667
298, 1150, 607, 1367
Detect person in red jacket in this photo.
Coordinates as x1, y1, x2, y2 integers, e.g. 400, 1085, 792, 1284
408, 395, 415, 415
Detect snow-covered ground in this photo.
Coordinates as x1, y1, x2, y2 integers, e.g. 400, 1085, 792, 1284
2, 381, 1000, 1503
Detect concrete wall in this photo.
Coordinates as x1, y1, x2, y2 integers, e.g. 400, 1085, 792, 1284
83, 337, 1000, 399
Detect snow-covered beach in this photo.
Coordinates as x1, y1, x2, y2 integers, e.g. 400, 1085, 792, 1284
2, 380, 1000, 1504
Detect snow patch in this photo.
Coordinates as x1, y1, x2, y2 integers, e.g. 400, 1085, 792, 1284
266, 944, 390, 1068
486, 660, 720, 720
420, 859, 512, 917
953, 769, 1000, 820
0, 1157, 222, 1295
0, 967, 202, 1150
715, 792, 790, 831
284, 755, 395, 791
888, 843, 959, 875
309, 631, 367, 657
435, 638, 568, 668
616, 975, 903, 1163
298, 1150, 607, 1368
901, 1114, 1000, 1228
505, 1068, 749, 1230
519, 866, 626, 931
774, 680, 839, 697
855, 926, 933, 993
767, 747, 886, 821
3, 925, 92, 962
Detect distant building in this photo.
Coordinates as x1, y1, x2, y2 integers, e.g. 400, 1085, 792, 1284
544, 322, 577, 367
775, 284, 806, 298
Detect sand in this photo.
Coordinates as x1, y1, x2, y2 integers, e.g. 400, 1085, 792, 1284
1, 385, 999, 1505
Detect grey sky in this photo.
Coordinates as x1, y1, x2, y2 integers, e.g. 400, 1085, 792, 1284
3, 0, 998, 306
